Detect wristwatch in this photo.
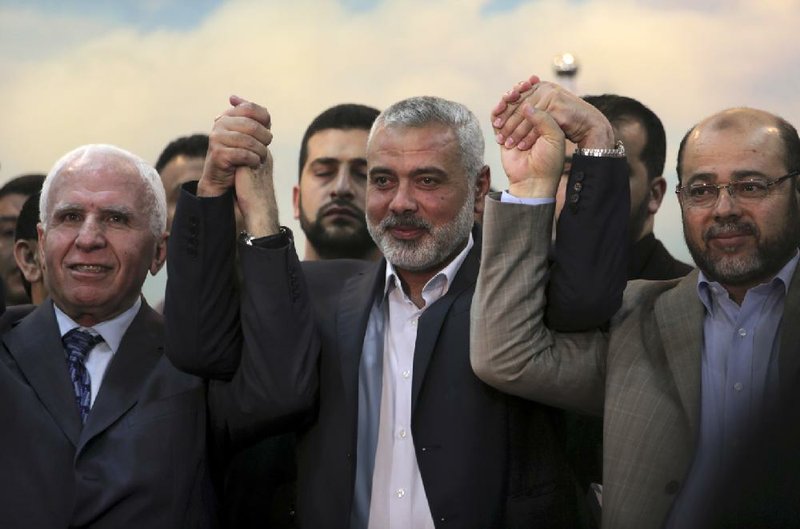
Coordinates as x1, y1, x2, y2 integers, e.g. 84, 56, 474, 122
575, 139, 626, 158
239, 231, 257, 246
239, 227, 293, 247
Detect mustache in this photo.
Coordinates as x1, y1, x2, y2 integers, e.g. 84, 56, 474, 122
318, 199, 363, 217
704, 220, 757, 240
379, 212, 432, 231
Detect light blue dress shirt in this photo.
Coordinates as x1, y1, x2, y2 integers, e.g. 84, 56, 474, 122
667, 250, 799, 528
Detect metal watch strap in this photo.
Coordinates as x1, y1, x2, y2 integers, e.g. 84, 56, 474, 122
575, 139, 626, 158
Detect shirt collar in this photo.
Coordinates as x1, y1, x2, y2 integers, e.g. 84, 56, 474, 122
54, 297, 142, 354
697, 249, 800, 312
382, 233, 474, 304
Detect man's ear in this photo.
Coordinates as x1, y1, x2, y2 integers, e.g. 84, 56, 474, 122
14, 239, 42, 283
149, 233, 168, 276
292, 185, 301, 220
473, 165, 492, 217
648, 176, 667, 215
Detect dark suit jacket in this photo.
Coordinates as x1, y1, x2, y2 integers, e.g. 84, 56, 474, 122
629, 233, 693, 281
0, 291, 314, 527
166, 155, 629, 528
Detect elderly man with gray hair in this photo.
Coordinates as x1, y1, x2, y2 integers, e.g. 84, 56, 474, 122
166, 86, 630, 528
0, 143, 315, 528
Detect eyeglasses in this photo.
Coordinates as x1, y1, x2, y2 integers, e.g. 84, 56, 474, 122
676, 170, 799, 208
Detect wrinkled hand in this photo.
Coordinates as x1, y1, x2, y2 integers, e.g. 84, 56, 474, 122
199, 96, 280, 237
492, 75, 614, 150
198, 95, 273, 198
495, 100, 565, 199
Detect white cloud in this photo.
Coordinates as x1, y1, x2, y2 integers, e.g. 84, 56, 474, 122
2, 0, 799, 275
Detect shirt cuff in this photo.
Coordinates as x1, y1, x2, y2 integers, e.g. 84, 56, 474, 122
500, 191, 556, 206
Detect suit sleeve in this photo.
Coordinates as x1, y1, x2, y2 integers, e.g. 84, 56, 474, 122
164, 183, 319, 448
470, 196, 607, 416
545, 155, 630, 331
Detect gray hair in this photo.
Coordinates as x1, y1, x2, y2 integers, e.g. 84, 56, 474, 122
369, 96, 485, 182
40, 144, 167, 238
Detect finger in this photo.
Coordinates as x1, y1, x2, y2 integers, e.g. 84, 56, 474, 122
214, 115, 273, 148
492, 79, 541, 130
210, 128, 271, 166
224, 95, 272, 129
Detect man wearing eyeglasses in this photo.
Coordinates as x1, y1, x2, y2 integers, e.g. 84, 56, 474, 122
471, 93, 800, 529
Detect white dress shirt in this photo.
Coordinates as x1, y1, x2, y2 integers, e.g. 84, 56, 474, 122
54, 297, 142, 407
367, 235, 473, 529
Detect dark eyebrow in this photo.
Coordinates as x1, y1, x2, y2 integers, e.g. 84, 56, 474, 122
408, 167, 448, 178
310, 158, 340, 168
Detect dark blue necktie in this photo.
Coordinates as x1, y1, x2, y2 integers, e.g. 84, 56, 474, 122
63, 328, 103, 424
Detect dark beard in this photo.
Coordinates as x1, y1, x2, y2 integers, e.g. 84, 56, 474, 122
299, 202, 377, 260
629, 192, 651, 244
685, 194, 800, 286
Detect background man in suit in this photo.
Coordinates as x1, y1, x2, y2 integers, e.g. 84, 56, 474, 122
293, 103, 382, 261
0, 141, 316, 528
471, 78, 800, 528
582, 94, 693, 280
166, 83, 630, 528
156, 133, 211, 231
0, 173, 45, 305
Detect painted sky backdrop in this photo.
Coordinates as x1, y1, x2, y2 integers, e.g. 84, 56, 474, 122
2, 0, 799, 298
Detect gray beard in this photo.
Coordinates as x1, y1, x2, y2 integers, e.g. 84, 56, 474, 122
367, 192, 475, 273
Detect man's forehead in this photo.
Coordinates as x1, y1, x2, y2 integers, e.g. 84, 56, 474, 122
368, 123, 457, 155
307, 128, 369, 158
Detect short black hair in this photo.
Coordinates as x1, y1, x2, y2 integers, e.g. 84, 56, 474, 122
155, 134, 209, 173
14, 192, 40, 242
0, 174, 45, 199
583, 94, 666, 181
298, 104, 380, 181
676, 113, 800, 183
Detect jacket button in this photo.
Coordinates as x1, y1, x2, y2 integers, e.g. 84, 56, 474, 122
570, 193, 580, 204
665, 480, 680, 494
573, 182, 583, 192
574, 171, 585, 182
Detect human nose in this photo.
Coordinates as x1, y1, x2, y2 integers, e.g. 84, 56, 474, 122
388, 180, 417, 214
711, 184, 742, 218
74, 217, 106, 250
331, 166, 355, 199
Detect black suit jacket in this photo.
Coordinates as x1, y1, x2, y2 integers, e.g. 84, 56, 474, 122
0, 291, 314, 527
629, 233, 693, 281
166, 154, 630, 529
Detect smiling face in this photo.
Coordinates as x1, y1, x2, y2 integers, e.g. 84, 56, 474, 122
365, 123, 487, 277
39, 152, 167, 325
679, 109, 800, 300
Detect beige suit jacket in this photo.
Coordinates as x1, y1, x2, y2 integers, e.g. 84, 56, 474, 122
470, 196, 800, 528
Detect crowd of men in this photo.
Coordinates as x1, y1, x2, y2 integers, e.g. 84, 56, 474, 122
0, 72, 797, 529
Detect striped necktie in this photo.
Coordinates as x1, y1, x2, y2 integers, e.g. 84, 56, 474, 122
62, 328, 104, 424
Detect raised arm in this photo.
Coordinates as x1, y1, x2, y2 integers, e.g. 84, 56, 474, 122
470, 79, 613, 414
491, 77, 630, 331
164, 97, 319, 443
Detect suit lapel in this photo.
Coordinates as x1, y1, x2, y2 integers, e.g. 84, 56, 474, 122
654, 270, 704, 441
412, 236, 480, 412
778, 265, 800, 403
337, 262, 385, 416
4, 301, 83, 446
78, 303, 164, 452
